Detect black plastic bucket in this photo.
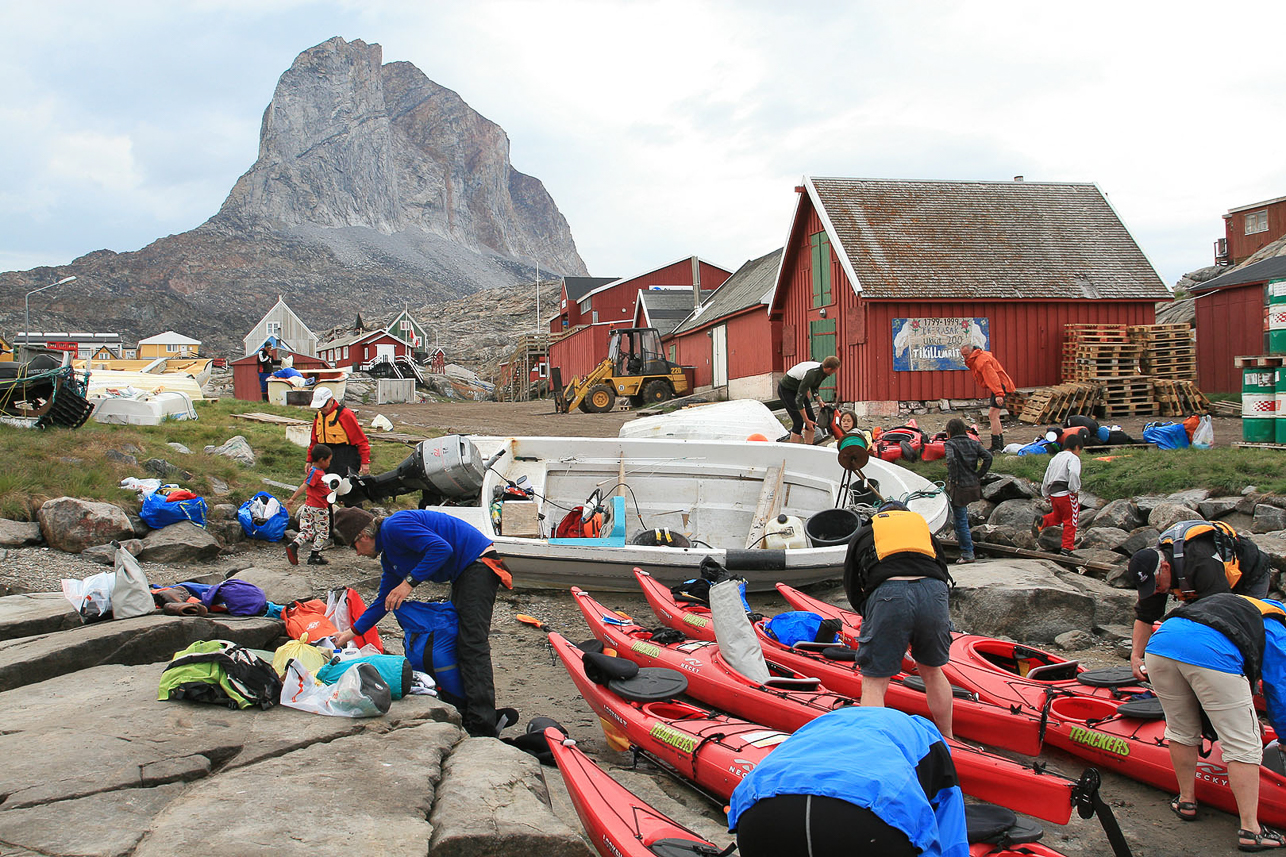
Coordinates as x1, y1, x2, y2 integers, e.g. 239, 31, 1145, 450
849, 478, 881, 507
805, 508, 862, 547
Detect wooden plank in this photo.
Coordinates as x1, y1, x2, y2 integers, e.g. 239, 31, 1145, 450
745, 461, 786, 549
234, 411, 310, 426
938, 537, 1116, 574
1233, 442, 1286, 451
616, 455, 627, 498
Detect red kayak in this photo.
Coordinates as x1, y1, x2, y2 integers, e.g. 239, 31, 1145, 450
634, 570, 1043, 755
545, 728, 729, 857
775, 584, 1286, 827
550, 630, 1105, 855
573, 588, 1066, 820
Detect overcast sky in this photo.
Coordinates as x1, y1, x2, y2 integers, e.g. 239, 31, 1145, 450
2, 1, 1283, 288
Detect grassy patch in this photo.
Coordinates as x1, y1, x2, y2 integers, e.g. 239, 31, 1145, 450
901, 445, 1286, 501
0, 400, 435, 520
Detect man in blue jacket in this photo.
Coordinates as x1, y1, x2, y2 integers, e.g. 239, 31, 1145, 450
1144, 593, 1286, 851
728, 706, 967, 857
332, 507, 514, 737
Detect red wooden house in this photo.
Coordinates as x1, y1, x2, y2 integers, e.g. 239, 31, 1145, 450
1190, 256, 1286, 393
632, 287, 715, 334
767, 177, 1171, 415
318, 329, 414, 370
549, 256, 733, 380
668, 249, 783, 399
1216, 194, 1286, 267
551, 277, 618, 333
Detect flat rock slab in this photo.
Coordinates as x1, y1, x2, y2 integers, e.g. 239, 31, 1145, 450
0, 783, 187, 857
0, 613, 285, 693
135, 722, 462, 857
0, 592, 81, 642
0, 663, 459, 810
950, 559, 1135, 641
429, 737, 591, 857
231, 566, 315, 604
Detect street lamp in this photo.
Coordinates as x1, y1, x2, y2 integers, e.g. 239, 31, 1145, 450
23, 276, 76, 360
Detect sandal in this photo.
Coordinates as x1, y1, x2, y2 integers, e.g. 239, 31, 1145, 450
1240, 826, 1286, 852
1169, 795, 1198, 821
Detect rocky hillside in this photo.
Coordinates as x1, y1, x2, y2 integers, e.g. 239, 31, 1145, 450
0, 37, 586, 357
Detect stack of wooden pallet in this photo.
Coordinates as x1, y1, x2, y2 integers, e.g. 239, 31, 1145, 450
1097, 376, 1155, 416
1152, 379, 1211, 417
1018, 382, 1102, 424
1129, 324, 1197, 380
1061, 323, 1129, 380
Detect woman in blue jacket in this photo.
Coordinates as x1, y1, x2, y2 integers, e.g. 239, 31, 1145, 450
333, 507, 514, 737
729, 706, 968, 857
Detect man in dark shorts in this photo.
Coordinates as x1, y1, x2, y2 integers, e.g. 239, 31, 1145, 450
777, 356, 840, 444
844, 502, 954, 738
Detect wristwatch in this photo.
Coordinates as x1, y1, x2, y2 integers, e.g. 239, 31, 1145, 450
403, 575, 419, 588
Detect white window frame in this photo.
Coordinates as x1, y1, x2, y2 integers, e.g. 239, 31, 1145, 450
342, 346, 349, 359
578, 297, 591, 313
1246, 210, 1269, 235
166, 343, 180, 353
266, 321, 282, 336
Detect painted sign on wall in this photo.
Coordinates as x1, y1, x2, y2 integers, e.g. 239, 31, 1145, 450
892, 317, 990, 371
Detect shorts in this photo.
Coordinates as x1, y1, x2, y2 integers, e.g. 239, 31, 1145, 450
736, 793, 915, 857
988, 393, 1008, 409
856, 578, 951, 678
778, 381, 816, 434
1144, 652, 1262, 765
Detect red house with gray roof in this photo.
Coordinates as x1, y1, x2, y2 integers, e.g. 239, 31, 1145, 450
768, 177, 1171, 414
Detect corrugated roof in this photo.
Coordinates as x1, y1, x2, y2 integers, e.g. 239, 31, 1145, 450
638, 289, 715, 334
1193, 255, 1286, 291
672, 249, 781, 336
563, 276, 617, 302
804, 178, 1170, 301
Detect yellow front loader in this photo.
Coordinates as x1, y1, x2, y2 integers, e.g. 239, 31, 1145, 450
556, 327, 690, 414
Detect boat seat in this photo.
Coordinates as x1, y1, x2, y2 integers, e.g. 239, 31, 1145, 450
762, 676, 822, 690
609, 666, 689, 702
965, 804, 1044, 845
1024, 660, 1080, 682
1076, 666, 1141, 688
1116, 695, 1165, 721
791, 641, 838, 652
900, 674, 976, 700
548, 495, 627, 547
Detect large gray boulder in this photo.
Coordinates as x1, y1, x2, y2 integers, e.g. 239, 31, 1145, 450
1251, 532, 1286, 573
982, 476, 1038, 503
970, 524, 1019, 547
1254, 505, 1286, 534
948, 560, 1136, 640
966, 499, 995, 526
136, 722, 465, 857
138, 522, 221, 564
428, 738, 591, 857
0, 519, 42, 547
1147, 503, 1201, 534
1078, 527, 1130, 553
1119, 527, 1161, 557
37, 498, 134, 554
1093, 499, 1142, 532
231, 567, 314, 605
83, 539, 143, 565
988, 498, 1042, 530
0, 613, 283, 693
1167, 488, 1212, 507
204, 435, 256, 467
1199, 496, 1243, 520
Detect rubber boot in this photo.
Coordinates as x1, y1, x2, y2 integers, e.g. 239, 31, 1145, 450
990, 433, 1004, 452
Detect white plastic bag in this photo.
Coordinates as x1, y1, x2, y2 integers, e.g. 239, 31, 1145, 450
1193, 414, 1214, 450
61, 571, 115, 622
280, 659, 391, 718
112, 546, 154, 619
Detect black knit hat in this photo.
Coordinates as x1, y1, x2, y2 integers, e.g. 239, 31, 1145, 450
333, 507, 375, 546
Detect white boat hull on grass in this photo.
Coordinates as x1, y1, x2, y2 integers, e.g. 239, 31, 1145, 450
432, 435, 946, 592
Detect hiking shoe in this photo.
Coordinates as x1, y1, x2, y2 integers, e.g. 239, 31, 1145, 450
955, 555, 976, 564
285, 542, 299, 566
1031, 516, 1042, 538
307, 551, 329, 565
1059, 549, 1075, 557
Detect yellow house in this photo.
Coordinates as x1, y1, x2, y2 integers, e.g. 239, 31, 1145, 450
137, 331, 201, 359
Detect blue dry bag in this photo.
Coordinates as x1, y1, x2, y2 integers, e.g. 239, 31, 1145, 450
1142, 421, 1190, 450
394, 600, 465, 704
238, 491, 290, 541
140, 491, 207, 529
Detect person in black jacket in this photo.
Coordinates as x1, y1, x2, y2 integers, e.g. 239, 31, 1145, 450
942, 419, 991, 564
845, 504, 954, 739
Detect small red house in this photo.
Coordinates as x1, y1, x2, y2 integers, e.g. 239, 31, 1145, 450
1191, 256, 1286, 393
632, 287, 714, 334
1217, 195, 1286, 267
231, 349, 328, 402
318, 329, 413, 370
668, 249, 783, 398
549, 256, 733, 380
551, 277, 618, 333
768, 177, 1170, 415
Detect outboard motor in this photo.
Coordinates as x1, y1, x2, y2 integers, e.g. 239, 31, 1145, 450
345, 435, 490, 507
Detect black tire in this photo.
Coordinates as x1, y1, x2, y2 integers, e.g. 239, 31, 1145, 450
584, 383, 616, 413
629, 394, 645, 408
641, 379, 673, 405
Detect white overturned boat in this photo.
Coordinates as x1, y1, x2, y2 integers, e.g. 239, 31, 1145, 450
347, 434, 947, 592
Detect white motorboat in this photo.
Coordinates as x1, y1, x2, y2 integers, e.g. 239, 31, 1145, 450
619, 399, 787, 442
93, 390, 197, 426
348, 434, 947, 592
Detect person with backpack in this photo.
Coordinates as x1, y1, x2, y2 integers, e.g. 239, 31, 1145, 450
1034, 431, 1083, 557
959, 343, 1016, 452
1129, 522, 1273, 682
284, 443, 332, 566
844, 502, 955, 739
778, 356, 840, 444
1144, 593, 1286, 851
728, 706, 967, 857
307, 388, 371, 478
331, 507, 514, 738
942, 418, 991, 565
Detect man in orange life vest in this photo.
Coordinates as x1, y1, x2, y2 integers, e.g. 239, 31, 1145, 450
307, 388, 371, 478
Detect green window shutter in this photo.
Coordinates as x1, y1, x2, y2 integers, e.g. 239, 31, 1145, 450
810, 232, 832, 307
809, 319, 838, 402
